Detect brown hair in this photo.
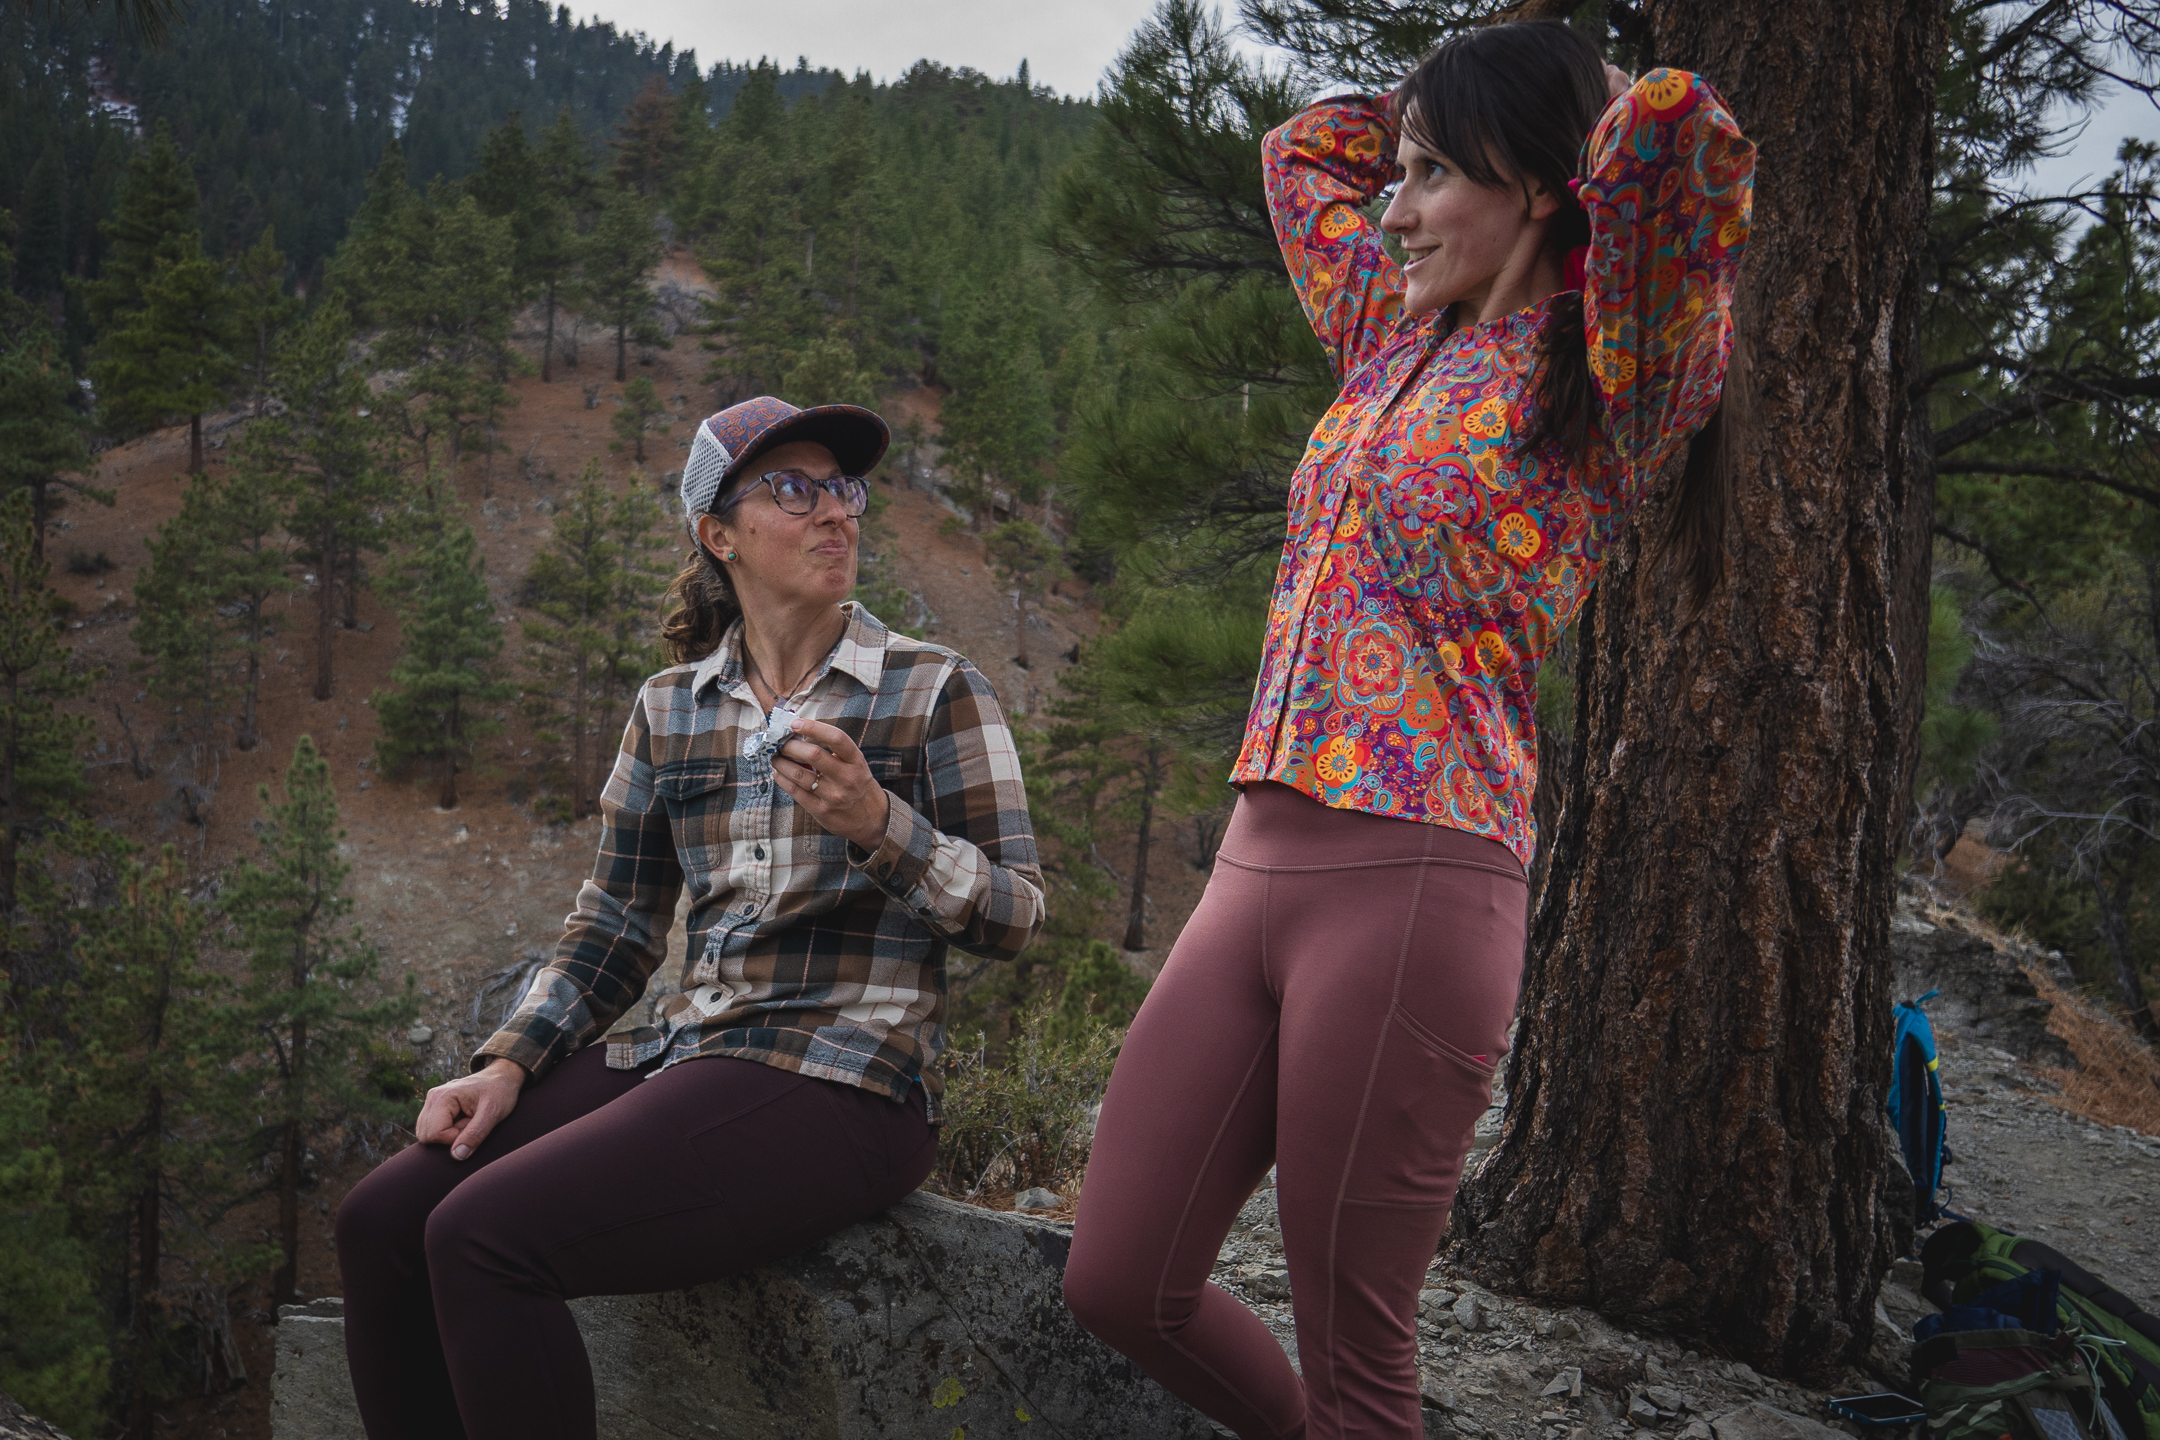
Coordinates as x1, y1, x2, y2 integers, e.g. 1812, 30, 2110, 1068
1395, 20, 1740, 610
660, 543, 741, 664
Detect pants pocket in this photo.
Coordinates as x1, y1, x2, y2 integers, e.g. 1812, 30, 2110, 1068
1341, 1007, 1501, 1207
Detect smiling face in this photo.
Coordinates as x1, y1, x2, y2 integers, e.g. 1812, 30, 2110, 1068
1381, 123, 1562, 319
696, 438, 858, 615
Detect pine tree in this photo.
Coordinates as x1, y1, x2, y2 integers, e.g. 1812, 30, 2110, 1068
229, 226, 298, 418
0, 326, 106, 563
530, 109, 599, 384
14, 145, 70, 306
520, 461, 668, 818
225, 736, 415, 1305
778, 335, 878, 411
581, 182, 663, 383
79, 121, 201, 339
984, 519, 1058, 672
607, 373, 670, 463
131, 498, 230, 813
0, 490, 93, 972
132, 451, 294, 783
345, 184, 519, 491
90, 247, 244, 472
610, 74, 680, 198
373, 514, 515, 810
54, 844, 246, 1440
261, 305, 395, 702
0, 1060, 107, 1440
942, 301, 1058, 530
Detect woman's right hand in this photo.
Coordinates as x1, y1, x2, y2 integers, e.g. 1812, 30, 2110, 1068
415, 1057, 527, 1161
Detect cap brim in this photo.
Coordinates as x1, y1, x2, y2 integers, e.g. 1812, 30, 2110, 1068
718, 404, 890, 495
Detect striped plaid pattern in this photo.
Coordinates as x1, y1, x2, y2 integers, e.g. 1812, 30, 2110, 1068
475, 602, 1045, 1120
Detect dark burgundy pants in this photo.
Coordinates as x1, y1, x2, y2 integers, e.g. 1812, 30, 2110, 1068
335, 1049, 936, 1440
1065, 783, 1527, 1440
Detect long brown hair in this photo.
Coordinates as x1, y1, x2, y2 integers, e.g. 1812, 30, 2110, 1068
661, 542, 741, 664
1395, 20, 1740, 610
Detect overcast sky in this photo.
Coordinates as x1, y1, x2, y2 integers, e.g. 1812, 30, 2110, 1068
589, 0, 2155, 197
597, 0, 1170, 98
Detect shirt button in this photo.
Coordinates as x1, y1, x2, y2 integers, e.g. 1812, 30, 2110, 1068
753, 845, 765, 860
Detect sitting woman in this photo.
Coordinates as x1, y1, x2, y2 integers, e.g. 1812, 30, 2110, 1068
336, 395, 1045, 1440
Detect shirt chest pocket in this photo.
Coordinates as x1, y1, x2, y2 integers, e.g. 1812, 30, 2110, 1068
860, 745, 920, 811
653, 759, 735, 875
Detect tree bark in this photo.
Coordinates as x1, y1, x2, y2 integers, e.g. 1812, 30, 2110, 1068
543, 289, 557, 384
189, 411, 204, 474
314, 536, 335, 702
1122, 743, 1163, 952
2093, 862, 2160, 1040
1447, 0, 1944, 1377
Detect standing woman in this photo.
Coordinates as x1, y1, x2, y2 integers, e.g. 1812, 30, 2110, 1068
1065, 23, 1754, 1440
334, 396, 1044, 1440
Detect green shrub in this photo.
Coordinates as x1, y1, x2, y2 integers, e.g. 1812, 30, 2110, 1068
934, 999, 1118, 1200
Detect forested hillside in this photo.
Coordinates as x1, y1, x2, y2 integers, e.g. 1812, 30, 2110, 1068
5, 0, 2160, 1433
1, 0, 848, 350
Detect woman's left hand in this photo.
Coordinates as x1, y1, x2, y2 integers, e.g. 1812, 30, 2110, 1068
774, 719, 892, 850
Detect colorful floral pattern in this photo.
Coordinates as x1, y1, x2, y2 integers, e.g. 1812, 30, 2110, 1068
1231, 71, 1755, 866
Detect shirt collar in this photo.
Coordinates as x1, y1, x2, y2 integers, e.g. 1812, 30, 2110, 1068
690, 601, 888, 701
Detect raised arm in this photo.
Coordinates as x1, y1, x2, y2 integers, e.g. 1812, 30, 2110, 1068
474, 688, 683, 1080
851, 660, 1045, 961
1263, 96, 1407, 382
1576, 68, 1756, 496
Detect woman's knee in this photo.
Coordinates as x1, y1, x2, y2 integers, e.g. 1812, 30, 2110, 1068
335, 1148, 441, 1269
1063, 1240, 1170, 1347
421, 1170, 547, 1292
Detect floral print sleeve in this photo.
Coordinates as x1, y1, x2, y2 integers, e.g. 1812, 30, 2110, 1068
1578, 69, 1755, 494
1262, 96, 1406, 383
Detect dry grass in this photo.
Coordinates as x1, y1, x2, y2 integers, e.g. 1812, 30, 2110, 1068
2023, 965, 2160, 1136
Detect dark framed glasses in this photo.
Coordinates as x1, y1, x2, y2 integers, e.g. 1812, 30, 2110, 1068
720, 470, 870, 518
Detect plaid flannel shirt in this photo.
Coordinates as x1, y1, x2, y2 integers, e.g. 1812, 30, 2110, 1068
476, 602, 1045, 1120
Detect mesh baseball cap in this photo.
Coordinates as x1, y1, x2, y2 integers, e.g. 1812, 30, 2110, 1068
679, 395, 890, 539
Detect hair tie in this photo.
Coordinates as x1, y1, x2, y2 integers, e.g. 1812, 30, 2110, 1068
1564, 245, 1591, 293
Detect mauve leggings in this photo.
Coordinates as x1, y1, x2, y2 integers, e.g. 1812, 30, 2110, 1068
334, 1049, 936, 1440
1065, 782, 1527, 1440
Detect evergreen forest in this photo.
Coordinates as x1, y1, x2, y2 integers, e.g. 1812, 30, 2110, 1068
2, 0, 2159, 1433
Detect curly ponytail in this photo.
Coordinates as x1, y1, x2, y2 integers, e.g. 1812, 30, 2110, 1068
661, 544, 742, 665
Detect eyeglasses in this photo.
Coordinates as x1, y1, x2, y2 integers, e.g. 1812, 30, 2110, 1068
719, 470, 870, 518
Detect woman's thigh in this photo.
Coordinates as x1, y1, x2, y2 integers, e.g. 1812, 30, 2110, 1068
337, 1045, 646, 1264
422, 1055, 936, 1299
1068, 852, 1282, 1307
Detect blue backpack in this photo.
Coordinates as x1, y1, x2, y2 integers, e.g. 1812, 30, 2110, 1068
1888, 990, 1953, 1230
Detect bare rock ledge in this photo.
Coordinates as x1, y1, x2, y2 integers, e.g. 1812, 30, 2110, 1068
273, 1190, 1213, 1440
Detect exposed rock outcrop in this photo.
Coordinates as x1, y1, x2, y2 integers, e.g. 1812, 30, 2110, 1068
0, 1392, 72, 1440
272, 1191, 1212, 1440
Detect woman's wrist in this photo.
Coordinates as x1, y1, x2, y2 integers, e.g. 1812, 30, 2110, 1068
480, 1057, 529, 1088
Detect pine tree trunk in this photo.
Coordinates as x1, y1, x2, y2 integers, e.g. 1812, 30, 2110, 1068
1, 675, 18, 967
29, 483, 48, 565
274, 1082, 303, 1305
238, 641, 261, 751
125, 1100, 162, 1440
1122, 743, 1162, 952
2094, 863, 2160, 1040
441, 695, 461, 809
1014, 589, 1030, 670
189, 412, 204, 473
543, 290, 557, 383
1446, 0, 1943, 1376
314, 520, 336, 702
615, 319, 628, 383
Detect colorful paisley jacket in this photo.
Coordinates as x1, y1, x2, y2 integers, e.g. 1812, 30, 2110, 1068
1229, 70, 1755, 867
